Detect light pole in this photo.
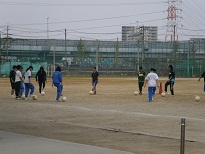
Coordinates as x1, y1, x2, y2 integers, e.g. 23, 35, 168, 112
47, 17, 49, 42
46, 17, 49, 61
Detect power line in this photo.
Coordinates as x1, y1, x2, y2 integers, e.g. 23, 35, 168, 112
9, 10, 166, 26
0, 1, 164, 7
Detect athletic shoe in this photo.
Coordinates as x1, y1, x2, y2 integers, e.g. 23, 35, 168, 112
11, 95, 15, 98
15, 97, 21, 100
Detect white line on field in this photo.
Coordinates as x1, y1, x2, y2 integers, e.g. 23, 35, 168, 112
71, 106, 205, 122
33, 103, 205, 122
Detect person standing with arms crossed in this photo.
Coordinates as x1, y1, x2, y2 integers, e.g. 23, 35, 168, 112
52, 66, 63, 102
36, 66, 47, 94
138, 66, 146, 95
9, 65, 17, 97
15, 65, 24, 100
24, 66, 35, 100
91, 67, 99, 94
164, 65, 175, 95
198, 71, 205, 92
144, 68, 159, 102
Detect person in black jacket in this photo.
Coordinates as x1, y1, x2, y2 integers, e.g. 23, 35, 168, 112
164, 65, 175, 95
36, 66, 47, 94
9, 65, 17, 97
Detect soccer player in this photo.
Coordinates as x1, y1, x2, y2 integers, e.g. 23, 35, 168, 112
15, 65, 24, 100
36, 66, 47, 94
9, 65, 17, 97
52, 66, 63, 102
144, 68, 159, 102
198, 71, 205, 92
137, 66, 146, 95
164, 65, 175, 95
19, 66, 24, 97
91, 67, 99, 94
153, 68, 157, 96
24, 66, 35, 100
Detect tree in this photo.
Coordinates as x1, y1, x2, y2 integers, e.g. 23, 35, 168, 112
74, 38, 88, 66
114, 37, 120, 67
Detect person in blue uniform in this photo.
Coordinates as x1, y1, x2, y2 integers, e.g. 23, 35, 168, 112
52, 66, 63, 102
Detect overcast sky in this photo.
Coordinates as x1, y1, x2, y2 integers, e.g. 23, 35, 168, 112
0, 0, 205, 41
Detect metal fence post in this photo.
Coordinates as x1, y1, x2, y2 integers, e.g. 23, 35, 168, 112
180, 118, 186, 154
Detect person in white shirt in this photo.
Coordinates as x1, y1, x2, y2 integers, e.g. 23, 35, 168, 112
24, 66, 35, 99
144, 68, 159, 102
15, 65, 24, 100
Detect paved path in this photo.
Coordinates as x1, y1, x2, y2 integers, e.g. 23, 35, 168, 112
0, 131, 133, 154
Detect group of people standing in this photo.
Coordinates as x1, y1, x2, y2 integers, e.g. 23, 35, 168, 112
137, 65, 175, 102
9, 65, 47, 100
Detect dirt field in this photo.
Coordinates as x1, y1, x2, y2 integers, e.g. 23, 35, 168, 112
0, 77, 205, 154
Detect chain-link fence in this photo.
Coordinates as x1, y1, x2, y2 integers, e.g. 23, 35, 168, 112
0, 38, 205, 77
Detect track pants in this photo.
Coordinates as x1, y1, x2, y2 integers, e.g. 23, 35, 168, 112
19, 81, 24, 95
25, 83, 35, 98
15, 81, 21, 98
138, 82, 144, 93
165, 81, 174, 95
53, 83, 63, 100
148, 87, 156, 101
38, 80, 45, 93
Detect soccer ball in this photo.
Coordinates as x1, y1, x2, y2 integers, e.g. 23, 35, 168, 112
89, 91, 94, 95
32, 95, 37, 100
41, 91, 45, 96
21, 94, 26, 100
134, 91, 138, 96
161, 92, 166, 97
195, 96, 200, 101
61, 96, 67, 102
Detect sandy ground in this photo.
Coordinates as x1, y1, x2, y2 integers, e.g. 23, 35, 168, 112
0, 77, 205, 154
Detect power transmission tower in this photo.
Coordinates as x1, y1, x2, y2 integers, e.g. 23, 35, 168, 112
165, 0, 182, 42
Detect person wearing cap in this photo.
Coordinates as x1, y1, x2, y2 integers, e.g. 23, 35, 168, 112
164, 65, 175, 95
9, 65, 17, 97
137, 66, 146, 95
91, 67, 99, 94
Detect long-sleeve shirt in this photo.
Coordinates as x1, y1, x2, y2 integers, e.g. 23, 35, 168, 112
52, 71, 62, 84
36, 70, 47, 82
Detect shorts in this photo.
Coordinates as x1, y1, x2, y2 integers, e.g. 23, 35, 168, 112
11, 82, 15, 89
92, 80, 98, 86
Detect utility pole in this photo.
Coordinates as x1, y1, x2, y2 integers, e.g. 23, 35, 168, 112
65, 29, 67, 59
3, 26, 12, 61
6, 26, 9, 58
141, 26, 145, 66
173, 25, 176, 64
46, 17, 49, 60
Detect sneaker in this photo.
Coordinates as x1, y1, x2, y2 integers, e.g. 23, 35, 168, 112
55, 100, 60, 102
11, 95, 15, 98
15, 97, 21, 100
